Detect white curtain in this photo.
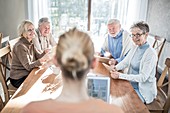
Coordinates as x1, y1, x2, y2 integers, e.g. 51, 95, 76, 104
115, 0, 129, 29
111, 0, 148, 31
126, 0, 148, 30
27, 0, 49, 28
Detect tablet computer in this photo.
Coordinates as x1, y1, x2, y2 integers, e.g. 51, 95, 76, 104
87, 74, 110, 103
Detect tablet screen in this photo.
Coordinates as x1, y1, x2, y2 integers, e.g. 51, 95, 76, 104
87, 75, 110, 103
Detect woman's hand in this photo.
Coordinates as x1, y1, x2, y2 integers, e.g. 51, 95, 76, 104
41, 59, 54, 68
39, 57, 47, 64
110, 66, 119, 79
39, 53, 51, 64
110, 70, 120, 79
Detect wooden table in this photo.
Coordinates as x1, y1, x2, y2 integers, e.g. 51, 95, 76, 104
1, 62, 150, 113
92, 62, 150, 113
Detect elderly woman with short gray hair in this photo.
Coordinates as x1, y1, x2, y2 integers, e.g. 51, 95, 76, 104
110, 21, 158, 104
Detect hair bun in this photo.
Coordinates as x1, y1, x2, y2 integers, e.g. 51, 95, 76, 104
61, 48, 88, 72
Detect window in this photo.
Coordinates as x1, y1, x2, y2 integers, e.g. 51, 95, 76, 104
91, 0, 112, 36
48, 0, 88, 38
28, 0, 148, 51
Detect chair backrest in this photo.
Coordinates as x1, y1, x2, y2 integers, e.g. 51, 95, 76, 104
152, 36, 166, 79
1, 36, 10, 47
0, 45, 11, 105
160, 58, 170, 113
0, 35, 10, 72
7, 37, 20, 65
0, 33, 10, 49
152, 36, 166, 59
8, 37, 20, 51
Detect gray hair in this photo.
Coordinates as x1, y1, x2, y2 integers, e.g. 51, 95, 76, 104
130, 21, 149, 33
107, 19, 120, 25
38, 17, 50, 26
17, 20, 34, 37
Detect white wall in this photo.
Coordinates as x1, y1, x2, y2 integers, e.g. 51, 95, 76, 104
147, 0, 170, 73
147, 0, 170, 42
0, 0, 27, 39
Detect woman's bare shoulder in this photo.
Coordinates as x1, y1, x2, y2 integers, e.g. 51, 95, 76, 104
21, 99, 124, 113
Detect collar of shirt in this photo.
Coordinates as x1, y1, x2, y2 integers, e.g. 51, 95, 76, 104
36, 29, 46, 38
20, 37, 33, 48
138, 42, 149, 49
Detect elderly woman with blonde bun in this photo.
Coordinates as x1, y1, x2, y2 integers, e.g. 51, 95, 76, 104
10, 20, 50, 88
21, 28, 124, 113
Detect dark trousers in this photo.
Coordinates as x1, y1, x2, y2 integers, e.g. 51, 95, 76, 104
10, 76, 27, 88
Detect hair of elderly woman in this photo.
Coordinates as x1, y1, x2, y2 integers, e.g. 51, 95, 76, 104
56, 28, 94, 80
17, 20, 34, 37
130, 21, 149, 33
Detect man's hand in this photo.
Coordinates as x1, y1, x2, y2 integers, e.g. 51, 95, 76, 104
44, 48, 51, 54
104, 51, 112, 58
39, 52, 52, 64
109, 58, 118, 65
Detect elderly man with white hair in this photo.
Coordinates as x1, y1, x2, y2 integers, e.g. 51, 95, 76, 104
100, 19, 133, 65
32, 17, 56, 53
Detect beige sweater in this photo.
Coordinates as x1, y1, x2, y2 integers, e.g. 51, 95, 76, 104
10, 37, 45, 79
32, 29, 56, 52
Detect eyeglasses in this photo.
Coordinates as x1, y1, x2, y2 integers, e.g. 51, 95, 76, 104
129, 33, 145, 38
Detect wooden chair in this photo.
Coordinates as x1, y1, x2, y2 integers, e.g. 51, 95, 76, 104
0, 35, 10, 65
1, 36, 10, 47
0, 34, 10, 84
146, 58, 170, 113
152, 35, 166, 79
0, 33, 10, 49
6, 37, 20, 65
0, 95, 4, 112
0, 45, 17, 105
152, 35, 166, 59
7, 37, 20, 50
0, 36, 17, 73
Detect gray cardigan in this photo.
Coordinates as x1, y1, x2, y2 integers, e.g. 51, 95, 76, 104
116, 45, 158, 104
10, 37, 45, 79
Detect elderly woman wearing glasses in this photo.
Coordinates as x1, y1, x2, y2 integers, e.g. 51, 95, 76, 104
109, 21, 158, 104
10, 20, 50, 88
